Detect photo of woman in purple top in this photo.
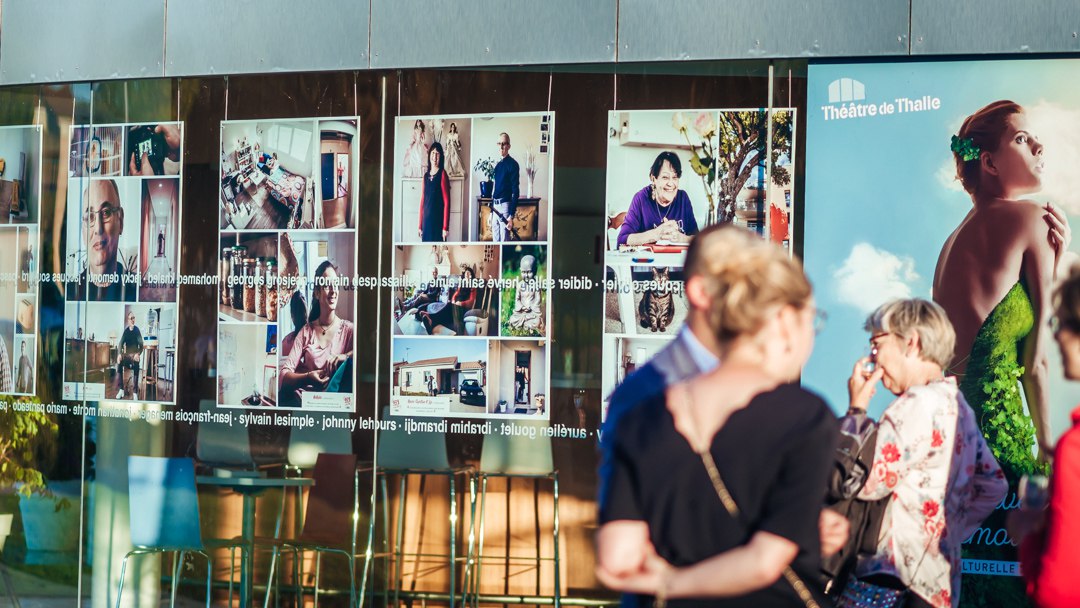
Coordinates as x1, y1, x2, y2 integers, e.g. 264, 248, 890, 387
616, 151, 699, 248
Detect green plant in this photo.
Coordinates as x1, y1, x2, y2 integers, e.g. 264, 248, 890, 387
0, 395, 59, 497
473, 157, 497, 181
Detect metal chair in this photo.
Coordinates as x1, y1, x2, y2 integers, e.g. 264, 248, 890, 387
195, 398, 258, 475
470, 420, 560, 608
260, 419, 356, 607
365, 407, 475, 608
259, 452, 360, 608
116, 456, 245, 608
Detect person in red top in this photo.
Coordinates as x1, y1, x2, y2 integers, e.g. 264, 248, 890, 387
1011, 265, 1080, 608
419, 141, 451, 242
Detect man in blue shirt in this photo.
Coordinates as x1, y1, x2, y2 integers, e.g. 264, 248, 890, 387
490, 132, 519, 242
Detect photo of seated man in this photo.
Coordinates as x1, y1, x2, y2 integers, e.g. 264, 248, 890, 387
393, 244, 499, 337
66, 178, 138, 302
115, 309, 143, 399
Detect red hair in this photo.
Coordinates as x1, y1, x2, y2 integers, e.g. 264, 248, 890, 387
954, 100, 1024, 195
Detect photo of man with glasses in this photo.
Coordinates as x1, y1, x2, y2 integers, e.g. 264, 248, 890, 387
67, 179, 136, 301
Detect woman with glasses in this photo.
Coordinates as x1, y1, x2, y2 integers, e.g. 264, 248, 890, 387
598, 225, 835, 607
616, 151, 699, 249
843, 298, 1007, 608
1009, 268, 1080, 608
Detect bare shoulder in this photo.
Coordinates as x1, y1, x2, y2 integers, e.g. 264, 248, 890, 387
976, 199, 1047, 242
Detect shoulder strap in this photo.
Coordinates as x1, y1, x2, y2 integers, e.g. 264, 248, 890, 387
683, 387, 820, 608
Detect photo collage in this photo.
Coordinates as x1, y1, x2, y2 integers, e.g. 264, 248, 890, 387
0, 125, 42, 395
600, 109, 796, 421
63, 122, 183, 403
390, 112, 554, 419
217, 117, 359, 412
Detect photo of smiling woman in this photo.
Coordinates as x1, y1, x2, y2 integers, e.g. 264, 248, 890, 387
279, 259, 354, 407
617, 151, 699, 248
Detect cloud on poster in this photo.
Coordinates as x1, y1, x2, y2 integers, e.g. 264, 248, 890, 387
1026, 100, 1080, 214
832, 242, 920, 315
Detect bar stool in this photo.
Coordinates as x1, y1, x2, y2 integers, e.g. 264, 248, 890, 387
470, 420, 559, 608
366, 408, 475, 608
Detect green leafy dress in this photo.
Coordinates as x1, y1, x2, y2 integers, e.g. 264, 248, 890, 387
957, 281, 1048, 608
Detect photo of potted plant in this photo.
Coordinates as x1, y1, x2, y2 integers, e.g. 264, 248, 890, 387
473, 157, 496, 198
0, 395, 60, 553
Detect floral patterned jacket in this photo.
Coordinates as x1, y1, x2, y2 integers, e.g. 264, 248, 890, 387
841, 377, 1007, 608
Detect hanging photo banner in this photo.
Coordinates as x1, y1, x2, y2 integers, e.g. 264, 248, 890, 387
600, 109, 797, 423
0, 125, 42, 397
216, 117, 360, 412
62, 122, 183, 404
801, 58, 1080, 606
389, 112, 554, 419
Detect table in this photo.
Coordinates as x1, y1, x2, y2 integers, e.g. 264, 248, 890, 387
476, 196, 540, 240
197, 475, 314, 606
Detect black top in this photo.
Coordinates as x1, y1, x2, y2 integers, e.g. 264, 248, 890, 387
600, 383, 837, 608
119, 326, 144, 355
492, 155, 520, 209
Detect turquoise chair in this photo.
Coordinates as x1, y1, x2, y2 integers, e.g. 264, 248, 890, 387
116, 456, 245, 608
363, 407, 475, 608
469, 420, 560, 608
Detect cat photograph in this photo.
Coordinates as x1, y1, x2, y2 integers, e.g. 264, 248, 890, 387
638, 267, 675, 333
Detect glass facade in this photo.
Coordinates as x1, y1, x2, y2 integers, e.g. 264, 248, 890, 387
0, 62, 806, 606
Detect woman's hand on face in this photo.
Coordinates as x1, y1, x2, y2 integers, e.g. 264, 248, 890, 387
848, 358, 883, 412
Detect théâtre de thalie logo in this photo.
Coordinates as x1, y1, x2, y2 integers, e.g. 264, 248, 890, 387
823, 77, 941, 121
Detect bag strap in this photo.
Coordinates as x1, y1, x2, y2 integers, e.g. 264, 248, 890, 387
682, 387, 821, 608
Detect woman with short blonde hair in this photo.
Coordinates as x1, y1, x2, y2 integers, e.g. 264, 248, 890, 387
598, 224, 835, 607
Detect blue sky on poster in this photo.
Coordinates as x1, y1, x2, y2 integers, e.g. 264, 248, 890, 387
803, 58, 1080, 438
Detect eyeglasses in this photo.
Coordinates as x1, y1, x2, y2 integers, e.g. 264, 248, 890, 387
813, 309, 828, 335
83, 205, 117, 228
496, 141, 510, 148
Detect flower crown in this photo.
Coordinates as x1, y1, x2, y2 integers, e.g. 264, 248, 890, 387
950, 135, 981, 162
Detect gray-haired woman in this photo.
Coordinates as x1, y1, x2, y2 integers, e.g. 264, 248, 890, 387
843, 298, 1007, 608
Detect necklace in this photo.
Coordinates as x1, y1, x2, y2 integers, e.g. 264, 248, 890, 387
652, 186, 672, 223
320, 316, 338, 336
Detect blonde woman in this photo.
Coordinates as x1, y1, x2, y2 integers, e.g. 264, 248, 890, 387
598, 225, 834, 607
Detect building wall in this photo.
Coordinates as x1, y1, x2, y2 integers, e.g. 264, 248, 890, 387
1, 1, 1077, 85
